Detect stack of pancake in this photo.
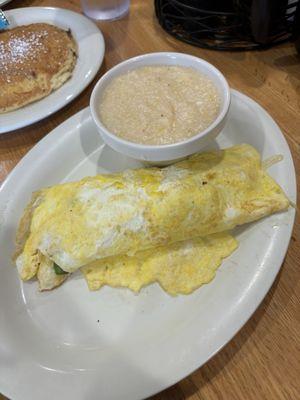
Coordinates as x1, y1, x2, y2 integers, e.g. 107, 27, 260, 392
0, 23, 77, 113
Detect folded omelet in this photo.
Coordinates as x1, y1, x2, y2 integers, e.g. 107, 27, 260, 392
81, 233, 238, 295
14, 144, 289, 293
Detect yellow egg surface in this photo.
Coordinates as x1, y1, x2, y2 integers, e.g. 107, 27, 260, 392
15, 144, 289, 279
81, 233, 238, 296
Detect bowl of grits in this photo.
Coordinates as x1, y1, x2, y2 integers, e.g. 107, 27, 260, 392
90, 52, 230, 163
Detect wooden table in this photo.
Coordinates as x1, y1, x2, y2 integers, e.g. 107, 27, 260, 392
1, 1, 299, 399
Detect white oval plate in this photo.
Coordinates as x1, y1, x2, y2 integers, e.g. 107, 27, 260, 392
0, 90, 296, 400
0, 7, 104, 134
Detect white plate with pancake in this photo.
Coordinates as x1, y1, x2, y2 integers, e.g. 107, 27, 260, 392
0, 7, 104, 134
0, 90, 296, 400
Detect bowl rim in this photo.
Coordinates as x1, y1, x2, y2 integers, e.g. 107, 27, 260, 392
90, 52, 231, 151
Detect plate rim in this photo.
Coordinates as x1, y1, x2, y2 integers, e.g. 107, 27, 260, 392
0, 89, 296, 400
0, 0, 12, 7
0, 6, 105, 134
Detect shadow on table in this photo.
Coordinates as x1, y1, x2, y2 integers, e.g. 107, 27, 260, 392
3, 0, 34, 8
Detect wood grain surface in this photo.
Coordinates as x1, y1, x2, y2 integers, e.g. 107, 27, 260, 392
0, 1, 299, 399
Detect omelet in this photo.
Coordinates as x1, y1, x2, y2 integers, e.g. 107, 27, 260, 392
14, 144, 289, 293
81, 233, 238, 295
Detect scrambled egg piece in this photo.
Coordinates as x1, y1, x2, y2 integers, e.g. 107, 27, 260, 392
81, 233, 238, 295
15, 144, 289, 281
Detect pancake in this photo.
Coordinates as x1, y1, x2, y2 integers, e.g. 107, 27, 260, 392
0, 23, 77, 113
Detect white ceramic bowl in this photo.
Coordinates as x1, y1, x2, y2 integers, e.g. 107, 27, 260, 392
90, 52, 230, 163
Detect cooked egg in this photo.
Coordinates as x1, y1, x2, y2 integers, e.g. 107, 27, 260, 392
15, 144, 289, 282
81, 233, 238, 295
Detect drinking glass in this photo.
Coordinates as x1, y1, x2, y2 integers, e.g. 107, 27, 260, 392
81, 0, 130, 21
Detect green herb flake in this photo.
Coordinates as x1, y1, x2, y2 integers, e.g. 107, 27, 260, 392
53, 263, 68, 275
